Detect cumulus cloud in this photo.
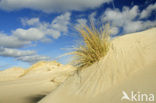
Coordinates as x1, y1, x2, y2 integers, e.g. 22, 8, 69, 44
51, 12, 71, 33
21, 18, 40, 26
45, 29, 61, 39
110, 27, 119, 35
17, 55, 51, 64
0, 12, 71, 64
0, 0, 111, 13
0, 48, 35, 57
140, 3, 156, 19
124, 20, 156, 33
19, 12, 71, 40
75, 18, 87, 28
102, 6, 139, 27
13, 28, 44, 41
0, 33, 30, 48
101, 5, 156, 35
123, 21, 142, 33
0, 12, 71, 49
0, 47, 51, 64
89, 12, 97, 22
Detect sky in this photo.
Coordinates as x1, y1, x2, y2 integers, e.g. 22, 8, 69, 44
0, 0, 156, 70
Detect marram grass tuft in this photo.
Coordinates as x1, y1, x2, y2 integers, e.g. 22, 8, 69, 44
70, 23, 110, 70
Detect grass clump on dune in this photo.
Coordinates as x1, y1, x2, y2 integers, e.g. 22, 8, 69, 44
70, 23, 110, 70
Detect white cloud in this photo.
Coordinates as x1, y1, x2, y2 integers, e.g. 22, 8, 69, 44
75, 18, 87, 28
0, 12, 71, 64
110, 27, 119, 35
0, 12, 71, 49
3, 12, 71, 64
140, 3, 156, 19
0, 0, 111, 13
102, 6, 139, 27
21, 18, 40, 26
40, 37, 52, 43
51, 12, 71, 33
0, 48, 35, 57
101, 5, 156, 34
0, 47, 51, 64
142, 20, 156, 28
77, 19, 87, 25
89, 12, 97, 22
0, 33, 30, 48
13, 28, 44, 41
17, 55, 51, 64
17, 12, 71, 40
45, 29, 61, 39
39, 12, 71, 38
123, 21, 143, 33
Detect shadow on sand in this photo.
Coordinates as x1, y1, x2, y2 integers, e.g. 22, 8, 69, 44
27, 94, 46, 103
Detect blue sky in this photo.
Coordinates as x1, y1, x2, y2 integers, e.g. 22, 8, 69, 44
0, 0, 156, 70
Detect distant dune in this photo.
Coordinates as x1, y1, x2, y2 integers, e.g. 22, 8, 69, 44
0, 28, 155, 103
0, 61, 76, 103
20, 61, 63, 77
0, 67, 25, 81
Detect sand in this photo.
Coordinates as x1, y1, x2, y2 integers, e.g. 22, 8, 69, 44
0, 61, 76, 103
39, 28, 156, 103
0, 28, 155, 103
0, 67, 25, 81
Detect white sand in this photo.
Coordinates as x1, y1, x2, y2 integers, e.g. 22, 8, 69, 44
38, 28, 156, 103
0, 67, 25, 81
0, 61, 76, 103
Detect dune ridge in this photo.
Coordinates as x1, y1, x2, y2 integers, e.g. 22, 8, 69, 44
20, 61, 62, 77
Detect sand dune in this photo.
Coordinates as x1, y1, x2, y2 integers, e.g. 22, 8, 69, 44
0, 28, 155, 103
0, 61, 76, 103
20, 61, 70, 77
0, 67, 25, 81
39, 28, 156, 103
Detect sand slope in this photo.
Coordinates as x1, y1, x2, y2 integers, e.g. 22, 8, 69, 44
91, 63, 156, 103
39, 28, 156, 103
0, 61, 76, 103
0, 67, 25, 81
